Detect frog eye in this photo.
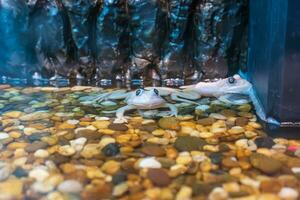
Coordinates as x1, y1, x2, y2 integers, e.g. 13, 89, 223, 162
228, 77, 236, 84
153, 89, 159, 96
136, 89, 143, 96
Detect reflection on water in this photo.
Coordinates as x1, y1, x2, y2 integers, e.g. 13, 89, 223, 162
0, 85, 299, 199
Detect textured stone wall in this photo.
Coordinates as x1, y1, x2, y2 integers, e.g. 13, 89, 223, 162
0, 0, 248, 81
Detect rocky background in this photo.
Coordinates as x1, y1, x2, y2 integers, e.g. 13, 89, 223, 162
0, 0, 248, 82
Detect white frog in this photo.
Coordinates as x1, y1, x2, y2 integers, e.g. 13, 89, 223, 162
114, 88, 177, 123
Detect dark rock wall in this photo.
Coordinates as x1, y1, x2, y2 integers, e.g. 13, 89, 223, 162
0, 0, 248, 81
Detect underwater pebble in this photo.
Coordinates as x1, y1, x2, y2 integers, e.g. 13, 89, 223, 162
57, 180, 83, 193
139, 157, 162, 169
278, 187, 299, 200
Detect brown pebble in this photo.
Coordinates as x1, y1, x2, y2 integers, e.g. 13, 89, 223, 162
235, 117, 249, 126
140, 124, 158, 132
141, 144, 166, 157
197, 117, 215, 126
260, 179, 282, 193
25, 141, 48, 153
81, 183, 112, 200
147, 169, 171, 187
108, 123, 129, 131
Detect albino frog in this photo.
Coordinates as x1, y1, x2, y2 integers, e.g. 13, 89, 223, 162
114, 88, 177, 123
181, 74, 252, 97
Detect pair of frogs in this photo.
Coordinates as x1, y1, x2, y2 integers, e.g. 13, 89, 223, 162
93, 74, 252, 123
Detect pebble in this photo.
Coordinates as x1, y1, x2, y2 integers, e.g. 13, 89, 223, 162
101, 143, 120, 156
34, 149, 50, 158
254, 137, 275, 148
0, 162, 11, 181
197, 117, 216, 126
141, 144, 165, 157
32, 181, 54, 194
25, 141, 48, 153
57, 180, 83, 193
174, 136, 206, 151
158, 117, 180, 130
147, 169, 171, 187
29, 167, 50, 182
108, 123, 129, 131
208, 187, 228, 200
112, 171, 127, 185
278, 187, 299, 200
0, 133, 9, 140
0, 179, 23, 198
250, 153, 282, 174
139, 157, 162, 169
13, 167, 28, 178
112, 182, 128, 197
20, 111, 51, 121
58, 145, 76, 156
176, 186, 192, 200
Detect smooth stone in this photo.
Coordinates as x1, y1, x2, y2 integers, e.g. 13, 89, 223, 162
254, 137, 275, 148
13, 167, 28, 178
29, 167, 50, 182
108, 123, 129, 131
174, 136, 206, 152
58, 180, 83, 193
20, 111, 51, 121
58, 145, 76, 156
112, 171, 127, 185
32, 181, 54, 194
25, 141, 48, 153
209, 113, 227, 120
0, 162, 11, 181
141, 145, 166, 157
250, 153, 282, 174
222, 157, 239, 168
140, 123, 159, 132
278, 187, 299, 200
139, 157, 162, 168
235, 117, 249, 126
260, 179, 282, 193
81, 183, 112, 200
70, 137, 87, 152
158, 117, 180, 130
101, 143, 120, 157
0, 133, 9, 140
208, 187, 228, 200
209, 152, 223, 165
34, 149, 49, 158
0, 179, 23, 199
112, 182, 128, 197
197, 118, 216, 126
147, 169, 171, 187
3, 111, 23, 118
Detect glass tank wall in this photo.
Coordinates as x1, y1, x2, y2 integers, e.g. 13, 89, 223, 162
0, 0, 248, 86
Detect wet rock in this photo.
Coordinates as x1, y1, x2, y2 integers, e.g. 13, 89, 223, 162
13, 167, 28, 178
140, 123, 159, 132
108, 123, 129, 131
58, 180, 83, 193
20, 112, 51, 121
158, 117, 180, 130
147, 169, 171, 187
81, 183, 112, 200
235, 117, 249, 126
0, 162, 11, 181
209, 152, 223, 165
250, 153, 282, 174
278, 187, 299, 200
112, 182, 128, 197
254, 137, 275, 148
112, 171, 127, 185
25, 141, 48, 153
139, 157, 162, 169
260, 179, 282, 193
174, 136, 206, 151
197, 117, 216, 126
141, 144, 166, 157
102, 143, 120, 157
0, 179, 23, 199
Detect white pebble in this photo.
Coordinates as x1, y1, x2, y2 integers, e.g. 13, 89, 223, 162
29, 167, 50, 182
67, 119, 79, 125
0, 133, 9, 140
139, 157, 162, 169
32, 181, 54, 194
0, 162, 11, 181
70, 137, 87, 152
292, 167, 300, 174
58, 180, 83, 193
208, 187, 228, 200
95, 116, 110, 121
34, 149, 49, 158
278, 187, 299, 200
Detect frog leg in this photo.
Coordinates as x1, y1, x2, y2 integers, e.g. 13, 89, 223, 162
163, 103, 178, 117
170, 90, 201, 105
114, 105, 136, 124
